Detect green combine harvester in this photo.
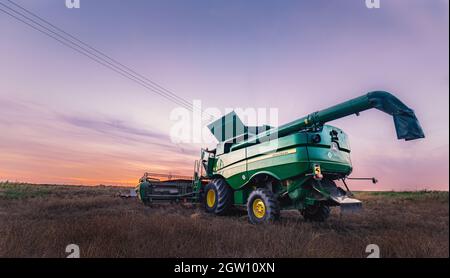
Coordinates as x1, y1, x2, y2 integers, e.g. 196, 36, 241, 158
136, 91, 424, 223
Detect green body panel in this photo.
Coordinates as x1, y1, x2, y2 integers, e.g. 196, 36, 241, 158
212, 125, 353, 205
233, 189, 249, 205
214, 132, 311, 189
213, 147, 246, 187
306, 125, 352, 175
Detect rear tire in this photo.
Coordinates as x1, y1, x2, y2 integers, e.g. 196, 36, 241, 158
301, 204, 330, 222
247, 188, 280, 224
203, 178, 233, 215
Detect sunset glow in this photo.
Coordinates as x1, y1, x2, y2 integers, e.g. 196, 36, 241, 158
0, 0, 448, 190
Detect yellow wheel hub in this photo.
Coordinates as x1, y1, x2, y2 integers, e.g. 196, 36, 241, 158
252, 198, 266, 219
206, 189, 216, 208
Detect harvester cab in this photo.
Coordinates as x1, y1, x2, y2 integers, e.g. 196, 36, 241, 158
195, 148, 216, 179
137, 91, 425, 224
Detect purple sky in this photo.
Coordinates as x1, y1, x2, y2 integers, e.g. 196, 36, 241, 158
0, 0, 448, 190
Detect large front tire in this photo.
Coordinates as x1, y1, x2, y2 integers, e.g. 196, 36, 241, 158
203, 178, 233, 215
247, 188, 280, 224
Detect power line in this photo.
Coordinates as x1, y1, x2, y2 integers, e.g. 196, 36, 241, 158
6, 0, 198, 112
0, 1, 216, 121
1, 1, 208, 117
0, 3, 195, 113
2, 0, 213, 119
0, 3, 192, 111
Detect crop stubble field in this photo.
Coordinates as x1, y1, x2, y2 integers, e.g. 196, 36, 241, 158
0, 182, 448, 258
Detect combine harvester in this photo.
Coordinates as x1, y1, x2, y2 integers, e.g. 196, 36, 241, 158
136, 91, 424, 223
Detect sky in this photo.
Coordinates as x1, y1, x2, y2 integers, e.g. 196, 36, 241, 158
0, 0, 448, 190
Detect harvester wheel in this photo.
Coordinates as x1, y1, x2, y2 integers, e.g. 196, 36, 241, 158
301, 204, 330, 222
247, 188, 280, 224
203, 178, 233, 215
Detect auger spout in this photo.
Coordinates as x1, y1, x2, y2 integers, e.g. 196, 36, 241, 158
230, 91, 425, 151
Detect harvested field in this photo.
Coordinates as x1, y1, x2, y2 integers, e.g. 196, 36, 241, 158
0, 182, 448, 258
